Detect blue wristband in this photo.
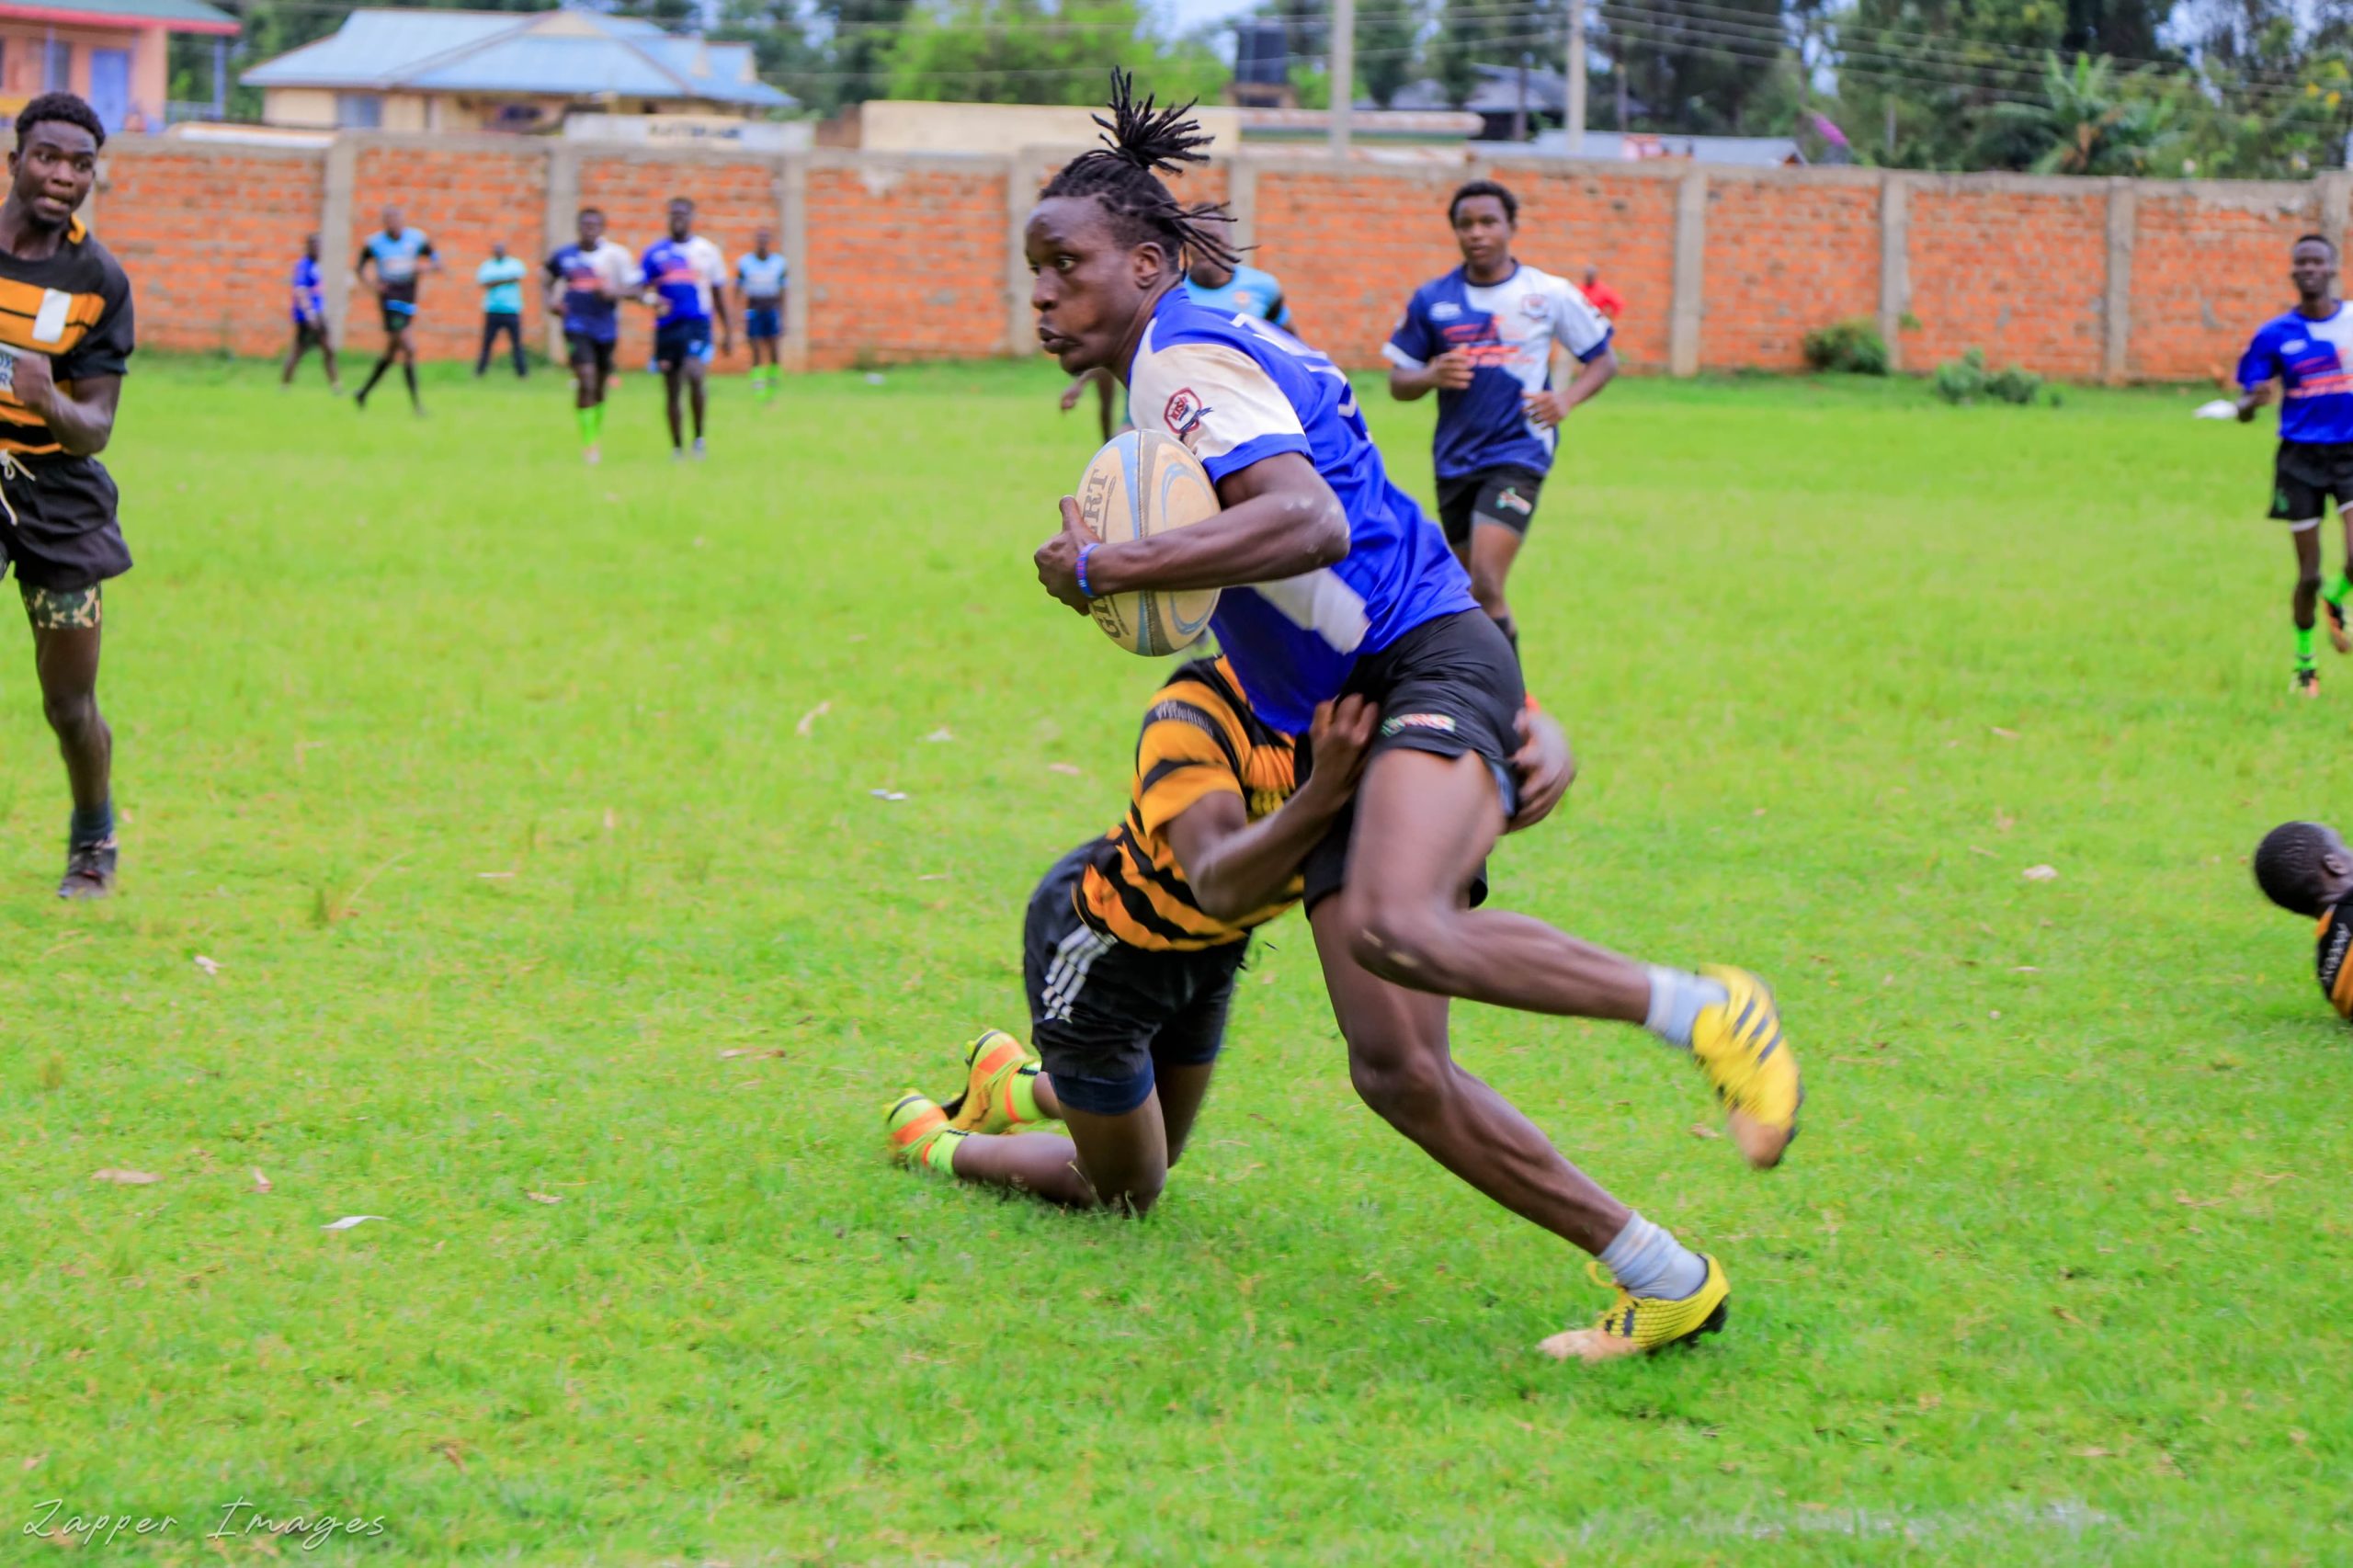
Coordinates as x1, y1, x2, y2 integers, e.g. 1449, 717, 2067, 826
1076, 542, 1097, 598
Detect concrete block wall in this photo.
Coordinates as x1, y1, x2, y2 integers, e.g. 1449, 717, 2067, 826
83, 131, 2353, 382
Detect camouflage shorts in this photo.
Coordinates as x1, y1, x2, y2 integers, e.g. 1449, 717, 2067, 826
20, 581, 101, 631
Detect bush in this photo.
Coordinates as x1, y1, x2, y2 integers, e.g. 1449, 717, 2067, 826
1930, 348, 2045, 406
1802, 317, 1890, 376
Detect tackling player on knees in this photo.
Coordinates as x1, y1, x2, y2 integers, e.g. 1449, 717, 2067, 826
1023, 74, 1802, 1363
887, 664, 1374, 1210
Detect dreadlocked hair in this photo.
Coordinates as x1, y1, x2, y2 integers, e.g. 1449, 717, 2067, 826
1039, 70, 1241, 275
2256, 821, 2338, 916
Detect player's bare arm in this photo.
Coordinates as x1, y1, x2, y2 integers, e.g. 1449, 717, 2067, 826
10, 356, 117, 456
1035, 450, 1347, 612
1389, 348, 1474, 401
1166, 696, 1376, 919
1528, 343, 1616, 429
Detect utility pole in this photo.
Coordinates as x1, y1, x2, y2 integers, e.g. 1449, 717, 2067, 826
1329, 0, 1355, 158
1565, 0, 1586, 154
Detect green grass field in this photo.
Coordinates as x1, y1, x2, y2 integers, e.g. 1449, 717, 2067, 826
4, 357, 2347, 1564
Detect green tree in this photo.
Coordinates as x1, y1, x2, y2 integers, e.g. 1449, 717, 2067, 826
881, 0, 1223, 108
1968, 51, 2174, 172
1595, 0, 1799, 134
1358, 0, 1425, 108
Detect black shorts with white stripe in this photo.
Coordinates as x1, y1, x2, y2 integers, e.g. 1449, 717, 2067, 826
1021, 843, 1247, 1118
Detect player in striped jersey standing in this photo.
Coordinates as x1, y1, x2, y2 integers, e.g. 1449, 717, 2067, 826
0, 93, 137, 896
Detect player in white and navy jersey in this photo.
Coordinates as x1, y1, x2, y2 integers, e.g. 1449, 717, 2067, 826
2238, 233, 2353, 696
1385, 180, 1617, 660
637, 196, 730, 460
1012, 74, 1802, 1363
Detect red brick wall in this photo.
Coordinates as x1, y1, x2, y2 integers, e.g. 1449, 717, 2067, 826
82, 137, 2353, 381
1907, 180, 2110, 377
347, 143, 545, 365
1702, 174, 1880, 371
1510, 168, 1677, 369
100, 146, 324, 358
2130, 186, 2316, 383
803, 160, 1008, 369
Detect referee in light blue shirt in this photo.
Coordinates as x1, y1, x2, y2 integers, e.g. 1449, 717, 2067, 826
474, 242, 529, 379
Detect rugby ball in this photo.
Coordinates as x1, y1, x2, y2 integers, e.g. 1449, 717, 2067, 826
1076, 430, 1222, 656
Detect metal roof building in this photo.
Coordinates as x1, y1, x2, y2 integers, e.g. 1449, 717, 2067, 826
243, 8, 789, 134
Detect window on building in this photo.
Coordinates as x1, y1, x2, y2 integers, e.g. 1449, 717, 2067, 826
44, 39, 70, 93
335, 94, 381, 130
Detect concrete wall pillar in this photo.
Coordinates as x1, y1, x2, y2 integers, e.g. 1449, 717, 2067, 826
1668, 165, 1706, 378
320, 133, 358, 344
2101, 177, 2136, 385
1228, 155, 1258, 252
2321, 171, 2352, 268
541, 141, 578, 363
1006, 148, 1047, 356
779, 153, 808, 372
1878, 172, 1911, 373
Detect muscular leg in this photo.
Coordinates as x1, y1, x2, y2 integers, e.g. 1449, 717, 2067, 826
2294, 521, 2323, 670
947, 1074, 1179, 1210
1340, 748, 1651, 1018
32, 619, 110, 815
474, 317, 494, 377
320, 335, 340, 389
1466, 522, 1525, 658
280, 330, 303, 386
687, 358, 708, 441
394, 328, 421, 413
662, 363, 685, 449
1312, 893, 1631, 1254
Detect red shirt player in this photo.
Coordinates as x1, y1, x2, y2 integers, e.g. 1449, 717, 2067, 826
1580, 265, 1624, 321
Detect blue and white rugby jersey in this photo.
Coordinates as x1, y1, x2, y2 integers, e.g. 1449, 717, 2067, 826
2240, 304, 2353, 445
1384, 262, 1612, 481
1126, 286, 1476, 733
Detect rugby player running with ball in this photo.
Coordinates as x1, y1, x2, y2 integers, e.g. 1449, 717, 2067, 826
1024, 75, 1802, 1362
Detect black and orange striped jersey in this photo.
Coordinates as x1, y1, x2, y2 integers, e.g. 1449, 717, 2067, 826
2318, 899, 2353, 1019
0, 215, 132, 460
1077, 657, 1301, 951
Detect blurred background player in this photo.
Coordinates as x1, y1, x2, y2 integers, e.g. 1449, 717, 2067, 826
2236, 234, 2353, 697
1059, 210, 1291, 441
736, 227, 787, 403
545, 206, 632, 466
281, 232, 339, 392
472, 241, 528, 380
2253, 820, 2353, 1017
1579, 264, 1624, 322
638, 197, 729, 459
1386, 179, 1618, 663
887, 665, 1377, 1210
352, 205, 436, 415
0, 93, 137, 896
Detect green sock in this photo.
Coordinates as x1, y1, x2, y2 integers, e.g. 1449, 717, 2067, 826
576, 406, 596, 445
2298, 623, 2317, 668
2327, 573, 2351, 607
1009, 1062, 1049, 1124
921, 1127, 967, 1175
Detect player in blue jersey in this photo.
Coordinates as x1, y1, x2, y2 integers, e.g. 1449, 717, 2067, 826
1060, 210, 1292, 440
1386, 179, 1617, 661
637, 197, 731, 460
352, 206, 436, 415
1019, 76, 1802, 1363
544, 206, 633, 465
2237, 234, 2353, 697
736, 226, 788, 403
279, 233, 340, 392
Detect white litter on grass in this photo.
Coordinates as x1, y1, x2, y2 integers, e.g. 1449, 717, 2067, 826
864, 372, 886, 386
924, 728, 954, 743
2023, 864, 2060, 881
870, 789, 909, 801
320, 1215, 386, 1231
192, 955, 220, 975
2193, 399, 2239, 420
795, 700, 832, 737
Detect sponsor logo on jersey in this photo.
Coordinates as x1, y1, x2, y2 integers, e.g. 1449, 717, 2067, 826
1381, 712, 1457, 736
1523, 293, 1548, 317
1429, 301, 1462, 321
2288, 339, 2311, 354
1164, 387, 1209, 437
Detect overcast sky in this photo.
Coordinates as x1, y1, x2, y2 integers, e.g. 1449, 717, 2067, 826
1160, 0, 1260, 42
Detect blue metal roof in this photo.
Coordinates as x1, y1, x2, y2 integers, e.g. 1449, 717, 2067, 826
244, 8, 788, 108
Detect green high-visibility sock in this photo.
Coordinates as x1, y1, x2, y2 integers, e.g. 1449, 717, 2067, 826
2326, 573, 2351, 607
577, 406, 596, 445
2298, 623, 2317, 669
